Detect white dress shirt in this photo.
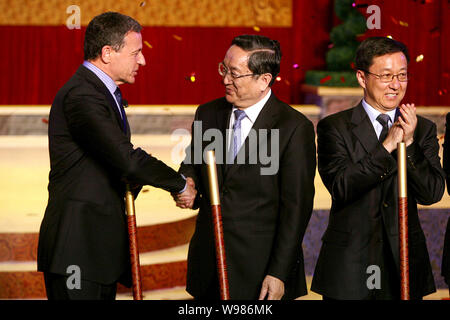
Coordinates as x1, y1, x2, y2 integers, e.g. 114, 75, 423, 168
362, 99, 397, 139
227, 89, 272, 152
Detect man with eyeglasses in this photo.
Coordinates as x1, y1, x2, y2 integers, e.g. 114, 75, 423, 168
311, 36, 445, 300
175, 34, 316, 299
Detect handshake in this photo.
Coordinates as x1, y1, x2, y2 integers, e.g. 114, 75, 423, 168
172, 177, 197, 209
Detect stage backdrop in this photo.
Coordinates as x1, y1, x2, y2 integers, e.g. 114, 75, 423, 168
0, 0, 448, 106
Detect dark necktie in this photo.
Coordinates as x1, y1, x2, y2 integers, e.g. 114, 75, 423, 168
114, 87, 127, 134
233, 109, 247, 159
377, 113, 390, 142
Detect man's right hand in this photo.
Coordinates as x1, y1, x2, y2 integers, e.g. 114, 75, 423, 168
172, 177, 197, 209
382, 121, 404, 153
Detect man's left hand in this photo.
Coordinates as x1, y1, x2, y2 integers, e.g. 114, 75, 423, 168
258, 275, 284, 300
398, 103, 417, 146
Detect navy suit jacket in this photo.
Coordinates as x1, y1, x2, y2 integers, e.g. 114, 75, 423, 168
38, 65, 185, 285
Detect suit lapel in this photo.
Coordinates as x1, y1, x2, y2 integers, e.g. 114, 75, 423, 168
225, 93, 279, 179
77, 65, 126, 135
351, 102, 380, 155
215, 100, 232, 187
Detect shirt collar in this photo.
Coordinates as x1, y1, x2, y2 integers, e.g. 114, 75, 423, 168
362, 99, 396, 125
83, 61, 118, 97
232, 89, 272, 123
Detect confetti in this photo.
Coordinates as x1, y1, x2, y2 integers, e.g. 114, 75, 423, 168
387, 35, 393, 39
390, 16, 398, 25
253, 26, 261, 32
144, 40, 152, 49
438, 89, 448, 96
415, 54, 424, 62
284, 80, 291, 86
186, 72, 196, 83
276, 76, 281, 82
42, 118, 49, 124
320, 75, 332, 84
173, 34, 183, 41
328, 43, 334, 49
292, 63, 299, 69
399, 21, 409, 27
140, 1, 146, 7
340, 76, 346, 83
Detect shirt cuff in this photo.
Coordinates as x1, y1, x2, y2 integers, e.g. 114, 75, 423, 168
178, 174, 187, 194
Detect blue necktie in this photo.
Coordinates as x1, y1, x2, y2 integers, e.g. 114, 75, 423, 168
377, 113, 390, 142
114, 87, 127, 134
233, 109, 247, 159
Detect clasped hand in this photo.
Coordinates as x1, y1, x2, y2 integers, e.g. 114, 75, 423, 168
382, 103, 417, 153
172, 177, 197, 209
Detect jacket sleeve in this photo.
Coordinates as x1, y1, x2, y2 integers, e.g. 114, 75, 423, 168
317, 117, 397, 206
63, 88, 185, 193
267, 119, 316, 282
403, 119, 445, 205
178, 107, 202, 208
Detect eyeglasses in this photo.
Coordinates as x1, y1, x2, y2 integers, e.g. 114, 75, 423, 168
363, 70, 409, 83
218, 62, 255, 80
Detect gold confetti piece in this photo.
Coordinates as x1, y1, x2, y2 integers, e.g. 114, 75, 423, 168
399, 21, 409, 27
144, 41, 152, 49
253, 26, 261, 32
276, 76, 281, 82
416, 54, 424, 62
387, 35, 393, 39
173, 34, 183, 41
190, 75, 196, 82
140, 1, 146, 7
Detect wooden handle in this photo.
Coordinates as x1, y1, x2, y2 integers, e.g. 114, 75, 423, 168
398, 197, 409, 300
126, 185, 143, 300
206, 150, 230, 300
397, 142, 409, 300
211, 204, 230, 300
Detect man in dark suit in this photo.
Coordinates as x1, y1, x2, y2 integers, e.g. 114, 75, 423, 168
311, 37, 445, 300
37, 12, 196, 300
442, 112, 450, 294
174, 35, 316, 300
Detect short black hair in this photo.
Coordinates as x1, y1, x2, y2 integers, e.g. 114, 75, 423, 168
355, 37, 410, 72
231, 34, 282, 86
84, 12, 142, 61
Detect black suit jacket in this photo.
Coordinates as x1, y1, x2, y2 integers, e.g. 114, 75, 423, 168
311, 102, 445, 299
442, 112, 450, 284
37, 65, 185, 285
179, 93, 316, 299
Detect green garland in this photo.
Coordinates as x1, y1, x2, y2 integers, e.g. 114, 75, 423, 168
306, 0, 366, 87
